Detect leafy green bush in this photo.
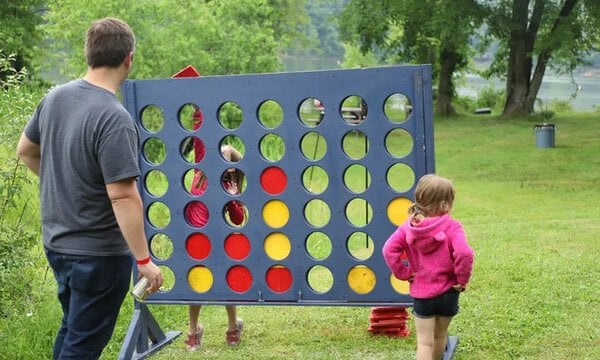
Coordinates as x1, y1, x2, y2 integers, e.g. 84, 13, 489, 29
533, 98, 556, 123
454, 86, 506, 115
0, 51, 44, 318
453, 94, 478, 114
476, 85, 505, 112
549, 99, 573, 113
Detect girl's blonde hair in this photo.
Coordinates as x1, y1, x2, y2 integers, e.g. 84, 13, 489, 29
409, 174, 455, 218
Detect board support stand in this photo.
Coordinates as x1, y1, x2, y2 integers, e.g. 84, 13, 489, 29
118, 302, 180, 360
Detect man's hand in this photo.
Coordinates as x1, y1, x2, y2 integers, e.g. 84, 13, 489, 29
137, 262, 163, 293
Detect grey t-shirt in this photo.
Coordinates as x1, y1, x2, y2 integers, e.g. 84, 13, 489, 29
25, 79, 140, 256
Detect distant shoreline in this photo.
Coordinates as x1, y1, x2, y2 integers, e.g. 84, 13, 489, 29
282, 56, 599, 112
460, 72, 599, 111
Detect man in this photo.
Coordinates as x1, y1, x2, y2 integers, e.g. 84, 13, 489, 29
16, 17, 162, 359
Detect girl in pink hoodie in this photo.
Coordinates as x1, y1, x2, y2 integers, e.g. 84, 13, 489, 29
383, 174, 474, 360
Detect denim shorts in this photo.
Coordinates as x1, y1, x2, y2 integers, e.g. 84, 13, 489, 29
412, 288, 460, 318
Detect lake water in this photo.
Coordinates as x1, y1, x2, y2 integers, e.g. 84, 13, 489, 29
283, 56, 600, 112
459, 72, 600, 112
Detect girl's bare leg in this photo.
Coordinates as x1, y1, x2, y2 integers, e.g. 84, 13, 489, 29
414, 316, 436, 360
433, 316, 453, 360
188, 305, 202, 333
225, 305, 238, 330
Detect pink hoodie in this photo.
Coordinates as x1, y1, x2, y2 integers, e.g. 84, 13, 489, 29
382, 214, 474, 299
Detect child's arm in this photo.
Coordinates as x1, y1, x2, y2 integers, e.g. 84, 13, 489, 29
382, 227, 412, 280
449, 223, 474, 287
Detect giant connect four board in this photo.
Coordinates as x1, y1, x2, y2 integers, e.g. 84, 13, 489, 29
122, 65, 435, 306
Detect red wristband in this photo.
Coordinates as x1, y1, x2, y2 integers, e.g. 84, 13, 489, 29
136, 256, 151, 265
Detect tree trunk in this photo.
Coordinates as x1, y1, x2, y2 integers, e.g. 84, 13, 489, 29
503, 0, 533, 117
503, 0, 579, 117
435, 44, 460, 116
526, 0, 579, 111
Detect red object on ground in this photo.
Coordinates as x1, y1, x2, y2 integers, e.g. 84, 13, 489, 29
368, 306, 411, 338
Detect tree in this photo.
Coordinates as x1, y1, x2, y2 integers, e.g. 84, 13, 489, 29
267, 0, 313, 51
340, 43, 379, 68
41, 0, 310, 79
305, 0, 348, 58
339, 0, 484, 116
0, 0, 45, 80
483, 0, 600, 116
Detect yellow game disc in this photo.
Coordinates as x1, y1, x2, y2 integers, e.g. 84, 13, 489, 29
390, 274, 410, 295
264, 232, 291, 260
347, 265, 376, 294
187, 266, 213, 293
262, 200, 289, 228
387, 197, 413, 226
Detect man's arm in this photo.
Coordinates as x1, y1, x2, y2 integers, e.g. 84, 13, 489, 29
107, 178, 163, 292
16, 133, 41, 176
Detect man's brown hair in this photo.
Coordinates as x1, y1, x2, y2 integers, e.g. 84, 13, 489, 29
85, 17, 135, 68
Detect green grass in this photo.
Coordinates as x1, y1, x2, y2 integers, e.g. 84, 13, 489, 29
2, 112, 600, 359
435, 113, 600, 359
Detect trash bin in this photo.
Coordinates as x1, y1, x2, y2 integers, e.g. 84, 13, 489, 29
534, 123, 555, 148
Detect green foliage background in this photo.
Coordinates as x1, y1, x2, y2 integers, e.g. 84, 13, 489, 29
0, 0, 44, 78
42, 0, 311, 79
0, 53, 43, 320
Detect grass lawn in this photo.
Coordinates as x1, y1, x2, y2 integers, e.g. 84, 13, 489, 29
3, 112, 599, 359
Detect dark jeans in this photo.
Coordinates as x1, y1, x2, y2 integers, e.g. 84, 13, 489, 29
44, 248, 132, 360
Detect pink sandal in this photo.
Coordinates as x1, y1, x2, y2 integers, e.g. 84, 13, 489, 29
185, 326, 204, 351
226, 319, 244, 346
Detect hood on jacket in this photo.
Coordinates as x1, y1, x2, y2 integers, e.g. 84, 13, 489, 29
406, 214, 450, 254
